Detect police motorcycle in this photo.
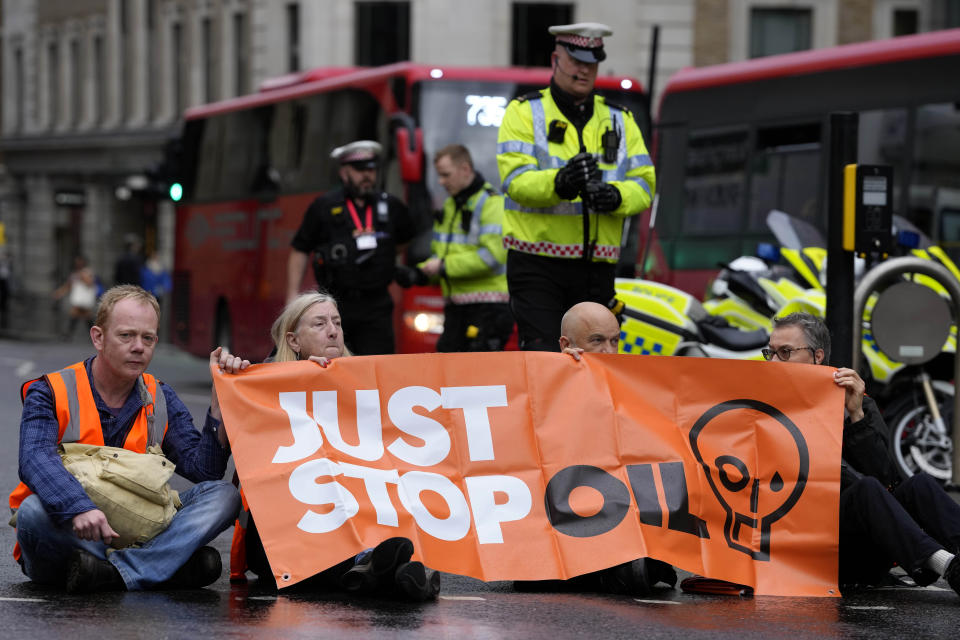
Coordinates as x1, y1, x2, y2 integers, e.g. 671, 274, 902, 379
612, 278, 769, 360
704, 210, 959, 483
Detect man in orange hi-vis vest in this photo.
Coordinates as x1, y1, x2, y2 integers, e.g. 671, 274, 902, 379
9, 285, 249, 593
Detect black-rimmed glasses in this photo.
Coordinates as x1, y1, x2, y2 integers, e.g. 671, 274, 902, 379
761, 345, 816, 361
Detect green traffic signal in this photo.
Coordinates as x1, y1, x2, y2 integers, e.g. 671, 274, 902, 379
169, 182, 183, 202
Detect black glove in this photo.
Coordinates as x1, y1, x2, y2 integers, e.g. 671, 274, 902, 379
394, 264, 428, 288
583, 181, 622, 212
554, 152, 599, 200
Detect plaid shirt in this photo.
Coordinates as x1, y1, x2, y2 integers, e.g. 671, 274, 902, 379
17, 357, 230, 525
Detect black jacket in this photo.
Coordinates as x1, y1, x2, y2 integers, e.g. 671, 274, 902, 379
840, 396, 902, 492
290, 188, 415, 293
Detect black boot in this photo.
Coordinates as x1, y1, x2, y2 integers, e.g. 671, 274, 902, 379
394, 561, 441, 601
596, 558, 655, 596
340, 537, 413, 594
65, 549, 126, 594
945, 555, 960, 598
162, 546, 222, 589
649, 559, 678, 588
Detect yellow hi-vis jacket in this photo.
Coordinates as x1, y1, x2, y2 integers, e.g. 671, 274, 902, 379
419, 182, 509, 304
496, 88, 655, 263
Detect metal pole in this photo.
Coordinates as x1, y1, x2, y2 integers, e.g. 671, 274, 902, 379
646, 25, 660, 123
825, 112, 858, 369
852, 256, 960, 485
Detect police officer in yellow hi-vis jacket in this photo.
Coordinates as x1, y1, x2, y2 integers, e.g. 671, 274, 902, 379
416, 144, 513, 352
496, 22, 655, 351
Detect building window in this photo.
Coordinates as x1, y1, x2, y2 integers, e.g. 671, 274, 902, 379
48, 42, 60, 127
146, 0, 155, 120
893, 8, 919, 36
749, 8, 812, 58
172, 22, 185, 114
511, 2, 573, 67
234, 12, 249, 96
70, 39, 81, 128
287, 3, 301, 72
119, 0, 128, 120
354, 1, 410, 66
14, 46, 24, 132
93, 36, 104, 125
202, 17, 214, 102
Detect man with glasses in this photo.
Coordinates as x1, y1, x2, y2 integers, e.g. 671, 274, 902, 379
286, 140, 416, 355
768, 312, 960, 596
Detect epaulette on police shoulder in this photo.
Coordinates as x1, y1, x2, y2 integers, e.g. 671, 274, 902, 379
515, 90, 543, 103
601, 96, 632, 115
484, 185, 500, 196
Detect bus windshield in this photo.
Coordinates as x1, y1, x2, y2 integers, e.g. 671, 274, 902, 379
417, 79, 648, 211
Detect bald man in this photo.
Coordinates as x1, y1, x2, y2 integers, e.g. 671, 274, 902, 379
559, 301, 620, 359
514, 302, 676, 595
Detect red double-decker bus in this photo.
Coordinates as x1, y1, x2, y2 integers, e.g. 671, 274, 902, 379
646, 29, 960, 298
169, 62, 648, 359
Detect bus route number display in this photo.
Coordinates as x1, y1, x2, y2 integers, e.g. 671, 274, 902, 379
465, 95, 507, 128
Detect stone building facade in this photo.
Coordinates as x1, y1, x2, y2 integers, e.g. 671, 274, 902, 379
0, 0, 956, 338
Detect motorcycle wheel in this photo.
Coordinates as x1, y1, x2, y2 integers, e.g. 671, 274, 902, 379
883, 380, 954, 483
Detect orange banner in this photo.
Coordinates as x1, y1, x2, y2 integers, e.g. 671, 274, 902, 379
213, 353, 843, 596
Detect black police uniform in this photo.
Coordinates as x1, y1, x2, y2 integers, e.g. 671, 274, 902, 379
291, 187, 415, 355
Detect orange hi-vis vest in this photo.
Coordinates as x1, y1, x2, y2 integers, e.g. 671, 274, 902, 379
9, 361, 169, 561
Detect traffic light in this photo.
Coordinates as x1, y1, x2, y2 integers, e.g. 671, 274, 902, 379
146, 137, 185, 202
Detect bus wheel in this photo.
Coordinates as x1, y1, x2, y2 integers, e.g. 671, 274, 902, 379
214, 301, 232, 353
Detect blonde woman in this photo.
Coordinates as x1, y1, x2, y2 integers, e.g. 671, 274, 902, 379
232, 291, 440, 600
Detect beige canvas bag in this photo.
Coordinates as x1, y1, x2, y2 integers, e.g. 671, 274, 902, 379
59, 443, 182, 549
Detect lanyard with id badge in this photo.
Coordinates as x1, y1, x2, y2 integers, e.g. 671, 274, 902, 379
346, 199, 378, 250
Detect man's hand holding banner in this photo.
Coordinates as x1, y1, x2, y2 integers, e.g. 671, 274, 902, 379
213, 352, 843, 596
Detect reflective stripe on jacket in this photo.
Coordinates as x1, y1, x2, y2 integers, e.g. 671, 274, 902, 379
9, 361, 168, 560
496, 88, 655, 263
420, 183, 509, 304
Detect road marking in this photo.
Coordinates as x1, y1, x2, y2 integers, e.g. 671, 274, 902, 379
0, 597, 46, 602
440, 595, 486, 601
875, 584, 947, 592
15, 360, 35, 378
0, 356, 36, 378
845, 605, 893, 610
634, 599, 681, 605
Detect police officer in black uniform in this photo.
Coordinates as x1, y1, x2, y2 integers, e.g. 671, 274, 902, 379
286, 140, 415, 355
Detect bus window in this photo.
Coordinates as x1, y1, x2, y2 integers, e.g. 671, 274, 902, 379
418, 80, 527, 210
682, 128, 748, 234
288, 89, 384, 194
194, 116, 225, 202
912, 103, 960, 242
193, 107, 273, 201
270, 101, 308, 192
747, 123, 821, 234
858, 108, 908, 217
940, 208, 960, 244
222, 107, 271, 200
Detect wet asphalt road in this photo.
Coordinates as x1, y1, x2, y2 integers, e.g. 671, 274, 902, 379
2, 338, 960, 639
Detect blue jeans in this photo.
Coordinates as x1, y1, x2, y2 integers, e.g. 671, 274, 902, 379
17, 481, 240, 590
